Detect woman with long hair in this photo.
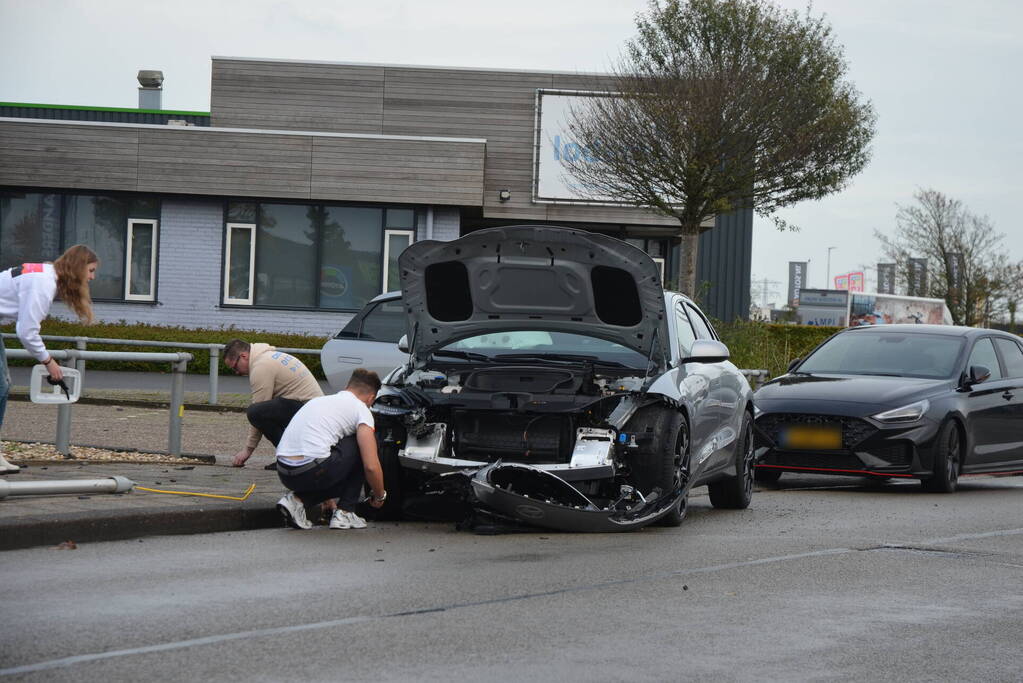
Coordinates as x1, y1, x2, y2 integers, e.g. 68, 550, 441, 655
0, 245, 99, 473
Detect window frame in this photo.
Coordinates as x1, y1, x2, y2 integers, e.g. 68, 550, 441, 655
123, 218, 159, 302
967, 336, 1004, 380
651, 257, 666, 285
223, 222, 256, 306
383, 229, 414, 295
993, 337, 1023, 379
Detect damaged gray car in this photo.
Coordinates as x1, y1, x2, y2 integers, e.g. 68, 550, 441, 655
367, 225, 755, 532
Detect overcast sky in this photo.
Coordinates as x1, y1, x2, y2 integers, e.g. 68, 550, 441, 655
2, 0, 1020, 307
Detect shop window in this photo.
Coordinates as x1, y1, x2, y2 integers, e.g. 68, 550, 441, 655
2, 192, 160, 302
224, 202, 417, 311
0, 192, 62, 269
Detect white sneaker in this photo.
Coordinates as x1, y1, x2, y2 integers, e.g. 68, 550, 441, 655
276, 492, 312, 530
328, 509, 352, 529
346, 511, 367, 529
0, 451, 20, 475
329, 510, 367, 530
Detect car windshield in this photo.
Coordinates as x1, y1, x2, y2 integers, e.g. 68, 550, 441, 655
798, 331, 964, 379
437, 330, 648, 368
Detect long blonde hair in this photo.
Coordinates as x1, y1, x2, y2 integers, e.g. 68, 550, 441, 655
53, 245, 97, 324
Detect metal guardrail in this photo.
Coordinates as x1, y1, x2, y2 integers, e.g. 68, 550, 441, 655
1, 333, 320, 405
5, 348, 192, 456
740, 368, 771, 389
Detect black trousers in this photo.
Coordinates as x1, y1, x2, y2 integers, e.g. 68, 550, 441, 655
247, 397, 305, 447
276, 435, 365, 509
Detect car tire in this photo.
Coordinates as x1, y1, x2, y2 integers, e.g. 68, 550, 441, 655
358, 444, 404, 520
708, 412, 755, 509
921, 420, 961, 493
624, 406, 690, 527
754, 468, 782, 485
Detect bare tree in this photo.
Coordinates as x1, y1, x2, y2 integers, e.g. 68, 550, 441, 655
875, 189, 1020, 326
561, 0, 876, 296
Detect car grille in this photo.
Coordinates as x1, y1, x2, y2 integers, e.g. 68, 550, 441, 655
865, 443, 912, 467
758, 451, 865, 470
757, 413, 876, 450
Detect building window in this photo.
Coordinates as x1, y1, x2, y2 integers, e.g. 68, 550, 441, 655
125, 219, 159, 301
224, 201, 418, 311
1, 191, 160, 302
223, 223, 256, 305
0, 192, 62, 268
383, 229, 413, 293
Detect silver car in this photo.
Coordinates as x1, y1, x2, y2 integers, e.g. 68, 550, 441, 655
368, 225, 755, 532
321, 292, 407, 391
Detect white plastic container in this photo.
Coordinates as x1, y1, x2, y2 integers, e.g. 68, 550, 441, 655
29, 364, 82, 404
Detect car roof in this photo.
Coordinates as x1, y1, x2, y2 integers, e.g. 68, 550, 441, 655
842, 324, 1015, 338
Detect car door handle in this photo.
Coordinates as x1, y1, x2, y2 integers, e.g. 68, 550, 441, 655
1003, 391, 1014, 402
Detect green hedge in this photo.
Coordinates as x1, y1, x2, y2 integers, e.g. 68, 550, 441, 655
716, 320, 841, 380
3, 318, 840, 381
1, 320, 328, 376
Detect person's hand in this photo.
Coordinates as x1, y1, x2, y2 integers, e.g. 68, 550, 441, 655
369, 491, 387, 509
44, 358, 62, 381
231, 449, 253, 467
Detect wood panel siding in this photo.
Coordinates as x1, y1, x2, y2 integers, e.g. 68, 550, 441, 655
0, 118, 484, 204
0, 121, 139, 190
210, 58, 679, 226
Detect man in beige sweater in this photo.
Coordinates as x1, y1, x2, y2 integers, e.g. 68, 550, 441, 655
224, 339, 323, 468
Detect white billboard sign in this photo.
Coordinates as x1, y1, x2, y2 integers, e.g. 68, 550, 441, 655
533, 90, 623, 204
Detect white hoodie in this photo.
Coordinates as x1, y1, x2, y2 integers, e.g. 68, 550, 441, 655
0, 263, 58, 362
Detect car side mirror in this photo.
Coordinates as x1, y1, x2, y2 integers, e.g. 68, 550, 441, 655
681, 339, 730, 364
787, 358, 802, 373
397, 335, 409, 353
964, 365, 990, 388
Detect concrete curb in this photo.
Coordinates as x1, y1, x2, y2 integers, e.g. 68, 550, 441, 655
0, 503, 283, 551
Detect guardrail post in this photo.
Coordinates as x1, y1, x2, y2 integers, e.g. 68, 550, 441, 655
74, 336, 88, 384
168, 358, 187, 456
209, 345, 220, 406
55, 349, 78, 457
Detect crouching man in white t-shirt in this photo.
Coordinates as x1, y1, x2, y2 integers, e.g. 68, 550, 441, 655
273, 368, 387, 530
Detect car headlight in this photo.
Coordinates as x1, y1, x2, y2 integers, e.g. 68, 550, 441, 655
871, 399, 929, 423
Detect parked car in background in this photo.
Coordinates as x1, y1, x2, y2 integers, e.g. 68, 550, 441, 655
368, 225, 755, 532
754, 325, 1023, 491
321, 291, 407, 391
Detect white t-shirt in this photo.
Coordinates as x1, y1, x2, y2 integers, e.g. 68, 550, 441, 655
275, 391, 375, 465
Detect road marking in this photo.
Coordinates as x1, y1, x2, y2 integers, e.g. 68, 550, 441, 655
5, 528, 1022, 677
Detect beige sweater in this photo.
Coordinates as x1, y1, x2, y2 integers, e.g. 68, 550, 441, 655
246, 343, 324, 449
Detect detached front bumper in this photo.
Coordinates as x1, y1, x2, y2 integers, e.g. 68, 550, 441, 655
469, 463, 683, 533
753, 412, 942, 479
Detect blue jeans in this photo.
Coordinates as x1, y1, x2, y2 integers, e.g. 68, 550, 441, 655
0, 334, 8, 432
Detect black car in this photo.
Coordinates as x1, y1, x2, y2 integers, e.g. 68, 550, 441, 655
753, 324, 1023, 492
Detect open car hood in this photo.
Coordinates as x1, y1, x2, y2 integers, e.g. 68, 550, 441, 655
397, 226, 670, 366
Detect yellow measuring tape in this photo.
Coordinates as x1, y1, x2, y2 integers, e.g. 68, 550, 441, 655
135, 483, 257, 501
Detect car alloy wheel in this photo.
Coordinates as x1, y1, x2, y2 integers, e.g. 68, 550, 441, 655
922, 420, 961, 493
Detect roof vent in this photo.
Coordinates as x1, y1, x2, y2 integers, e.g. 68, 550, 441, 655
137, 70, 164, 110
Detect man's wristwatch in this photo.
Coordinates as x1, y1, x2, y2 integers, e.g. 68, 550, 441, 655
372, 490, 387, 503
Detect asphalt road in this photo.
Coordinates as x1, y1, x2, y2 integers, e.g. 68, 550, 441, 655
2, 474, 1022, 682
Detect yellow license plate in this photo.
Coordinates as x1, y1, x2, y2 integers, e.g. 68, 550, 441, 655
781, 425, 842, 450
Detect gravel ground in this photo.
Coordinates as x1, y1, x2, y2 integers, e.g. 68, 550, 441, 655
2, 440, 202, 464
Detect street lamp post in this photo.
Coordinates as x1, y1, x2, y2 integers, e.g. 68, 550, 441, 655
826, 247, 836, 289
